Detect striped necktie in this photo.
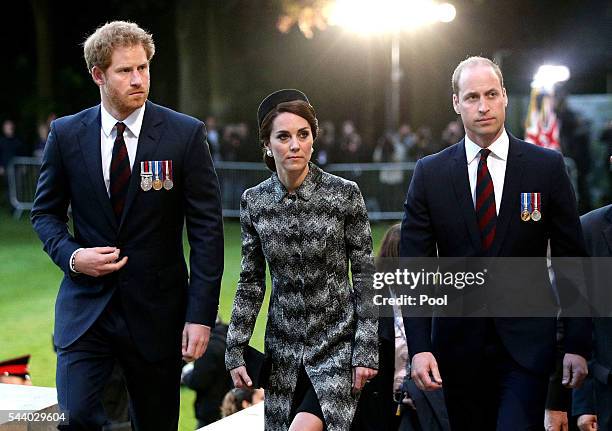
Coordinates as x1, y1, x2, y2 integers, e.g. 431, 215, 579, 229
475, 148, 496, 251
110, 122, 130, 221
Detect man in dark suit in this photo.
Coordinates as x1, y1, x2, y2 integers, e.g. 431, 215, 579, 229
31, 21, 223, 430
400, 56, 590, 430
572, 203, 612, 430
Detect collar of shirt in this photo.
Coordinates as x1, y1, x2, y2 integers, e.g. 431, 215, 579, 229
100, 103, 146, 139
271, 162, 321, 202
464, 128, 509, 166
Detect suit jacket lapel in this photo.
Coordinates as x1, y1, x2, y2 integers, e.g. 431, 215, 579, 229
450, 140, 481, 252
78, 106, 117, 231
490, 135, 524, 256
602, 206, 612, 255
119, 101, 164, 231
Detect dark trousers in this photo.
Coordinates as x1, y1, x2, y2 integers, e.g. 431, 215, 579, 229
56, 293, 182, 431
594, 379, 612, 430
443, 322, 549, 431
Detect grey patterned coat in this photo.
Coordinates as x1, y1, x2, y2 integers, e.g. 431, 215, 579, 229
225, 163, 378, 431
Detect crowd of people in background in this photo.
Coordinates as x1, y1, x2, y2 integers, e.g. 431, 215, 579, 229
1, 111, 611, 216
0, 116, 459, 169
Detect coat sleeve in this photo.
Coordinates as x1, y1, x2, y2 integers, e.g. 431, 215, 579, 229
30, 121, 81, 274
572, 374, 595, 417
225, 191, 267, 370
183, 122, 225, 327
345, 182, 379, 369
548, 152, 592, 359
400, 158, 436, 356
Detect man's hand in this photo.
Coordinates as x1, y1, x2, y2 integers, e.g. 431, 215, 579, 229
544, 409, 568, 431
73, 247, 127, 277
352, 367, 378, 394
577, 414, 597, 431
230, 365, 253, 388
411, 352, 443, 391
562, 353, 588, 388
182, 323, 210, 362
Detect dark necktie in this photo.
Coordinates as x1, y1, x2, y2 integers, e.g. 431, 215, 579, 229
475, 148, 496, 251
110, 122, 130, 221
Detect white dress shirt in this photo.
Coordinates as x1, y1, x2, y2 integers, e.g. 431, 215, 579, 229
70, 103, 146, 273
465, 129, 509, 215
100, 103, 145, 196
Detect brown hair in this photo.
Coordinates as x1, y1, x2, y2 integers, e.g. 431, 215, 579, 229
376, 223, 401, 272
451, 56, 504, 95
259, 100, 319, 171
378, 223, 401, 259
83, 21, 155, 73
220, 388, 254, 418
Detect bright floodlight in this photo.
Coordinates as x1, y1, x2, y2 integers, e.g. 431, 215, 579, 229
438, 3, 456, 22
531, 65, 570, 90
329, 0, 455, 34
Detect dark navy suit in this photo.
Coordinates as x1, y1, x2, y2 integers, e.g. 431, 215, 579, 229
400, 134, 591, 430
31, 100, 224, 430
573, 205, 612, 428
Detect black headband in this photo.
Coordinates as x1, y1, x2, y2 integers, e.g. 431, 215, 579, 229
257, 89, 310, 129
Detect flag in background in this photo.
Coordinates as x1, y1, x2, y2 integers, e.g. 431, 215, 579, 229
524, 88, 561, 151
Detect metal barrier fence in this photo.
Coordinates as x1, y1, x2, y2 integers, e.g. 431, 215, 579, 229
6, 157, 578, 221
217, 161, 417, 220
6, 157, 43, 219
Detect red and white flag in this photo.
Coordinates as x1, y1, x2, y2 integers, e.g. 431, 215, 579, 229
524, 88, 561, 151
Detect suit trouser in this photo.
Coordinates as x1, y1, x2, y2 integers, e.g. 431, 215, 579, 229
442, 321, 549, 431
594, 379, 612, 430
56, 292, 182, 431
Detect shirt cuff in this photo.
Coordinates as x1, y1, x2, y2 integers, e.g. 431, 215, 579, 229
69, 248, 84, 273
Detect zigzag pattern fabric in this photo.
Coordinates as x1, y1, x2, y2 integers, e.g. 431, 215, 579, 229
476, 148, 496, 251
226, 163, 378, 431
110, 122, 130, 221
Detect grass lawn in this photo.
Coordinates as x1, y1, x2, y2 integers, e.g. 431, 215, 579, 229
0, 214, 393, 430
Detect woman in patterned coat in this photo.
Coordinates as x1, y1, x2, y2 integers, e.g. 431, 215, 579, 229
225, 89, 379, 431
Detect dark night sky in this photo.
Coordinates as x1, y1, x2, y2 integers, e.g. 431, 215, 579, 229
2, 0, 611, 149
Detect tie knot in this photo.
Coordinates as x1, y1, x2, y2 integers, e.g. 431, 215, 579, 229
479, 148, 491, 160
116, 122, 126, 137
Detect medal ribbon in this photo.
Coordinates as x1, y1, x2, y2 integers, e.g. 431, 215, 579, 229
527, 193, 532, 213
164, 160, 173, 182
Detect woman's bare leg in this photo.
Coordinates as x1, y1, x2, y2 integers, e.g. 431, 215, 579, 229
288, 412, 324, 431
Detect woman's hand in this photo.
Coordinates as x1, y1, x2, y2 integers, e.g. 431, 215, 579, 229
230, 366, 253, 388
352, 367, 378, 393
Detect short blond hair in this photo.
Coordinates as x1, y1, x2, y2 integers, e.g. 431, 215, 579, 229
83, 21, 155, 72
452, 56, 504, 95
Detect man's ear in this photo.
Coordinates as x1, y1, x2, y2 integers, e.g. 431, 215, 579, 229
452, 94, 460, 115
91, 66, 105, 87
503, 87, 508, 108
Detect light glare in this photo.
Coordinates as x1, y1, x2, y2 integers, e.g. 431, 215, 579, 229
438, 3, 456, 23
329, 0, 455, 35
531, 65, 570, 90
